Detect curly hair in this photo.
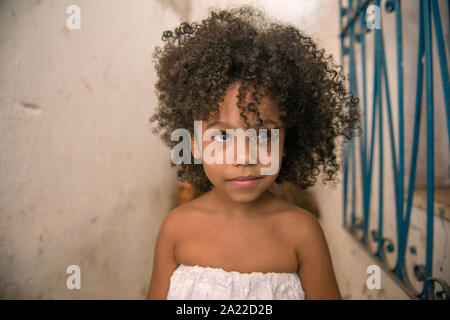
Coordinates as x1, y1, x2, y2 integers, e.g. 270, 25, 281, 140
149, 5, 362, 197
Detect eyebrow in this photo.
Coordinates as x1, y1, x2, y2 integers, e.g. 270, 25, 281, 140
205, 119, 281, 130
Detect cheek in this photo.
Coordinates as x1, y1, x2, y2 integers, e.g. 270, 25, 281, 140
202, 163, 225, 184
201, 142, 223, 182
258, 139, 285, 168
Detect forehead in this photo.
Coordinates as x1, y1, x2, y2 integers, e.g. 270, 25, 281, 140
210, 82, 281, 127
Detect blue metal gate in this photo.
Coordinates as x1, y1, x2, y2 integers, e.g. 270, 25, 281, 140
339, 0, 449, 299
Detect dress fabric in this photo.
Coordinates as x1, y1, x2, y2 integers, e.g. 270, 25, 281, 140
166, 264, 306, 300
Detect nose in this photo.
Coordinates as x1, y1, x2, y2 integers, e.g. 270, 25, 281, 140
233, 133, 257, 166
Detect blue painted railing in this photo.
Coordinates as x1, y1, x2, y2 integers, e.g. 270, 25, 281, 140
339, 0, 449, 299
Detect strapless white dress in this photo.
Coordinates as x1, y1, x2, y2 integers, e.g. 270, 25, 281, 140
166, 264, 306, 300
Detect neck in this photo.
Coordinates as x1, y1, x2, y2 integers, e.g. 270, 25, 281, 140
208, 187, 274, 219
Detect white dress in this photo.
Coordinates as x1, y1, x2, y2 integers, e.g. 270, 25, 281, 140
166, 264, 306, 300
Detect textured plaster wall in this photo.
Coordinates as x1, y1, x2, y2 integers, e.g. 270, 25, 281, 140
0, 0, 184, 298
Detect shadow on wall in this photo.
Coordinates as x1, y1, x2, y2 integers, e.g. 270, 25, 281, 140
177, 181, 320, 219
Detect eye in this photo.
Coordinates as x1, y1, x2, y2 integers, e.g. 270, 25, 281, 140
258, 129, 279, 141
213, 131, 232, 142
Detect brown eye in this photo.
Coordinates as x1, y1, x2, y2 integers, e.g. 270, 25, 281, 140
213, 131, 232, 142
258, 129, 279, 141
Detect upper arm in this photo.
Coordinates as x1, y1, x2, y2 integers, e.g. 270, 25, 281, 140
289, 210, 342, 300
147, 209, 180, 300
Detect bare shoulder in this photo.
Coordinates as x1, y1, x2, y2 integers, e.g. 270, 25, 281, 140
147, 197, 208, 299
271, 197, 321, 234
162, 193, 212, 240
156, 205, 187, 243
271, 197, 341, 299
163, 201, 195, 229
167, 192, 211, 222
270, 199, 327, 261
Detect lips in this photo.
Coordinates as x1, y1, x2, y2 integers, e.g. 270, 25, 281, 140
227, 175, 263, 181
226, 175, 263, 188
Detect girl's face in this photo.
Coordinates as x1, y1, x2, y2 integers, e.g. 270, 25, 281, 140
192, 82, 286, 203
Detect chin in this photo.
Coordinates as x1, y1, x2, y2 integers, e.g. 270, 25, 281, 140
223, 186, 266, 203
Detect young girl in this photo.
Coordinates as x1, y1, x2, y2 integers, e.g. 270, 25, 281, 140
147, 5, 361, 300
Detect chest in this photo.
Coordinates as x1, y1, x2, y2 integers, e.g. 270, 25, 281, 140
174, 216, 299, 273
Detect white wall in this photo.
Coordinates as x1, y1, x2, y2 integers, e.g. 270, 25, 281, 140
0, 0, 182, 298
